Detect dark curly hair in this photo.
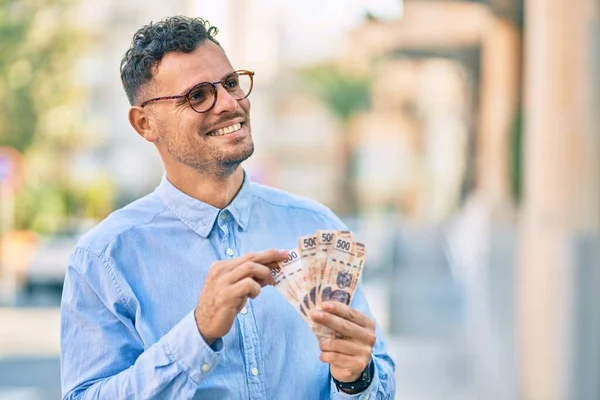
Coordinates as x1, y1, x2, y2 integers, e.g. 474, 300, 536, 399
120, 16, 221, 106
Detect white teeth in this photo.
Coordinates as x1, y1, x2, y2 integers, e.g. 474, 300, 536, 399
211, 123, 242, 136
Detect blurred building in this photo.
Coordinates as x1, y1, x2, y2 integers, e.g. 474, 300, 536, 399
186, 1, 406, 212
291, 1, 599, 400
339, 0, 520, 222
19, 1, 599, 399
253, 0, 521, 223
339, 2, 600, 400
75, 0, 193, 204
75, 0, 403, 208
519, 0, 600, 398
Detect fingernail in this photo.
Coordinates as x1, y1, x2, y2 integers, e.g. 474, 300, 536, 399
277, 249, 288, 255
312, 311, 323, 320
322, 302, 333, 311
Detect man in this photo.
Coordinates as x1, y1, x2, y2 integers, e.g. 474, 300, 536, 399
60, 16, 395, 399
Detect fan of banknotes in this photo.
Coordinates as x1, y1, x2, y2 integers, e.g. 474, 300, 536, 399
271, 230, 367, 341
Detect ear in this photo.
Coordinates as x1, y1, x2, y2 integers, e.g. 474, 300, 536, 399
129, 106, 159, 143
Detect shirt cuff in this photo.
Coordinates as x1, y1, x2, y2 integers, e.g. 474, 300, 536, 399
330, 359, 381, 400
164, 311, 223, 384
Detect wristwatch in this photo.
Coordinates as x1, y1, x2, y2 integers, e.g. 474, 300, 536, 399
332, 360, 374, 393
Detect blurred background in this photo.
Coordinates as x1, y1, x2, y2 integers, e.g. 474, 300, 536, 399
0, 0, 599, 399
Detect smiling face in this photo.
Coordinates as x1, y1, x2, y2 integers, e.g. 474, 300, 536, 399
132, 41, 254, 179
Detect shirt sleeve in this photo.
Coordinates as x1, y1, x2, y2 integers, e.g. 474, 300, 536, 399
60, 247, 221, 400
328, 284, 396, 400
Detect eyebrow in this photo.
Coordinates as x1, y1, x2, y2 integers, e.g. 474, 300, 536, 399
179, 70, 236, 96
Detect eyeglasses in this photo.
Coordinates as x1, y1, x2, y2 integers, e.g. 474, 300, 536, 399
139, 70, 255, 113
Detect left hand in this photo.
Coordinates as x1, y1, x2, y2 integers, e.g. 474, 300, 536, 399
311, 301, 376, 383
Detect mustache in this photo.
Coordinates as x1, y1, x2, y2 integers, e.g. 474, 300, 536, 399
203, 112, 247, 133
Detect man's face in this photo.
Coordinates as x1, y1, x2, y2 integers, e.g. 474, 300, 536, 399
145, 41, 253, 178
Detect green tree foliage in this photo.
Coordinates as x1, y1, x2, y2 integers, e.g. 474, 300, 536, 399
0, 0, 88, 152
301, 64, 371, 124
0, 0, 115, 234
301, 64, 372, 215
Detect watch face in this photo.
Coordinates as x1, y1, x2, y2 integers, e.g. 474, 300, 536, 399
361, 370, 369, 381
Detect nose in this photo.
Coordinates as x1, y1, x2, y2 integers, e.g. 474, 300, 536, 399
211, 84, 239, 114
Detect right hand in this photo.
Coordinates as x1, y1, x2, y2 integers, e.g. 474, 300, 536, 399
194, 249, 289, 345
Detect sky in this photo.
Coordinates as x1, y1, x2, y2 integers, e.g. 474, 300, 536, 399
191, 0, 403, 65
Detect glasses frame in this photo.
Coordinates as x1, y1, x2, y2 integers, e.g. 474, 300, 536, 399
139, 70, 255, 113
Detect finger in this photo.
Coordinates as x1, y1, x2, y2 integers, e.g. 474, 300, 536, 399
264, 261, 281, 270
230, 277, 262, 299
319, 351, 364, 371
216, 250, 289, 278
226, 262, 274, 286
311, 311, 376, 346
319, 338, 371, 357
241, 249, 289, 265
322, 301, 375, 330
208, 259, 238, 276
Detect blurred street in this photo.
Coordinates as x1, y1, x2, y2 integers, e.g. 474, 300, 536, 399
1, 0, 600, 399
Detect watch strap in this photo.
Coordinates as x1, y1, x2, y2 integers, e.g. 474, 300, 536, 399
332, 359, 374, 393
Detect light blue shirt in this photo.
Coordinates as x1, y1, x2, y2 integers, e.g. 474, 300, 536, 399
60, 173, 396, 399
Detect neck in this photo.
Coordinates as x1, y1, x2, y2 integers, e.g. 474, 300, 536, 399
166, 166, 245, 209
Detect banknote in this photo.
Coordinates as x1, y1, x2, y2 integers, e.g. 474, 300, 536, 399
285, 248, 309, 309
274, 230, 367, 342
315, 230, 353, 308
320, 237, 365, 305
314, 230, 343, 308
314, 237, 367, 340
297, 233, 318, 309
272, 249, 311, 324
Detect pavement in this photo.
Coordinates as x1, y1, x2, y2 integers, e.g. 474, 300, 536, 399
0, 308, 61, 400
0, 308, 60, 358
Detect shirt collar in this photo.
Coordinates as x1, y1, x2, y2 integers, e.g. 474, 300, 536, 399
156, 171, 253, 238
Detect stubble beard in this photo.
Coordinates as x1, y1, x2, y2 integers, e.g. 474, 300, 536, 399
162, 126, 255, 179
208, 135, 255, 179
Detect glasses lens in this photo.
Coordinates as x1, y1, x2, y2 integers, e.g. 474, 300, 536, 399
188, 83, 216, 112
224, 72, 252, 100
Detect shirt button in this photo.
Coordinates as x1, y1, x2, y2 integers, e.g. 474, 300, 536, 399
220, 212, 228, 221
201, 364, 210, 372
251, 367, 259, 376
240, 307, 248, 315
226, 248, 234, 257
365, 396, 370, 400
